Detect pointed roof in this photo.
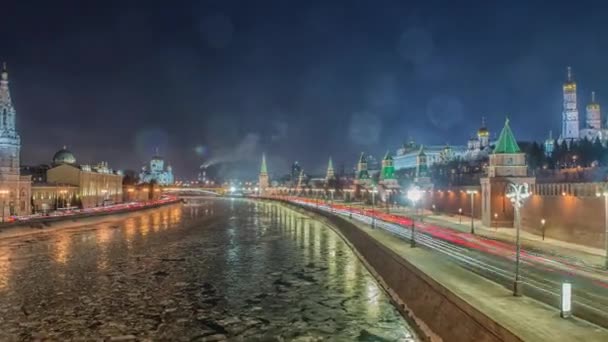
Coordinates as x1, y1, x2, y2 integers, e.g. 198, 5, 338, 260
493, 118, 521, 154
327, 156, 334, 171
383, 150, 393, 161
417, 145, 426, 157
358, 152, 366, 164
260, 153, 267, 174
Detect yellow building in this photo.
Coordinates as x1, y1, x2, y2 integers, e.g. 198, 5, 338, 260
31, 183, 79, 213
46, 148, 123, 208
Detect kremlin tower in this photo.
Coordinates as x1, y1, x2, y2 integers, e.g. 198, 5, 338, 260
258, 154, 269, 195
561, 67, 579, 141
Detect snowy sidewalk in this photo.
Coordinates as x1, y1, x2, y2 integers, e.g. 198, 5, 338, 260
342, 214, 608, 342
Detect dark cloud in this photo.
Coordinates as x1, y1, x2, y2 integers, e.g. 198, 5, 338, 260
2, 0, 606, 178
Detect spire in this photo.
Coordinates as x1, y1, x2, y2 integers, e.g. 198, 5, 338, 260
567, 66, 572, 82
549, 130, 553, 140
260, 153, 267, 174
417, 144, 426, 156
383, 150, 393, 161
493, 118, 521, 154
358, 152, 366, 164
1, 62, 7, 81
592, 91, 596, 103
326, 156, 335, 181
481, 116, 486, 128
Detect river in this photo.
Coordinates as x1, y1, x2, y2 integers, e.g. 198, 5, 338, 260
0, 198, 416, 341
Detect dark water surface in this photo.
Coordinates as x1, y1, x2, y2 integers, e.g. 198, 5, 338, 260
0, 199, 416, 341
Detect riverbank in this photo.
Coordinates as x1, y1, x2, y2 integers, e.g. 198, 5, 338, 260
268, 198, 608, 342
0, 199, 182, 240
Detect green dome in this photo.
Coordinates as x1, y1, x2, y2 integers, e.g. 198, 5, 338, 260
53, 147, 76, 165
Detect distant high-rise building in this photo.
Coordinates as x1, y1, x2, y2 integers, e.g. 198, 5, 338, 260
561, 66, 579, 141
291, 161, 301, 183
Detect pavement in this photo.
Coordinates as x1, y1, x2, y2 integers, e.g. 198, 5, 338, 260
311, 203, 608, 341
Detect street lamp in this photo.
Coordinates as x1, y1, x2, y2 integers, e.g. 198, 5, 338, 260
458, 208, 462, 223
0, 189, 8, 223
506, 182, 531, 296
371, 186, 377, 228
595, 188, 608, 269
407, 186, 422, 248
466, 190, 478, 234
541, 218, 546, 241
494, 212, 498, 230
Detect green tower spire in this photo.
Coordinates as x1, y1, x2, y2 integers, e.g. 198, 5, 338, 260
416, 145, 428, 178
326, 156, 335, 180
493, 118, 521, 154
260, 153, 268, 174
356, 152, 369, 180
381, 150, 395, 180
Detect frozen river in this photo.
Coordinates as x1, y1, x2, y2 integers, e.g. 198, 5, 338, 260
0, 198, 416, 341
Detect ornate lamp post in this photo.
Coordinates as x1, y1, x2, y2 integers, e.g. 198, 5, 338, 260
506, 182, 531, 296
540, 218, 546, 241
458, 208, 462, 223
371, 186, 377, 228
595, 188, 608, 269
407, 186, 422, 248
466, 190, 478, 234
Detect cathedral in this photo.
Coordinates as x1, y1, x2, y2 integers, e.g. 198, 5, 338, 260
0, 63, 31, 216
558, 67, 608, 143
139, 151, 174, 185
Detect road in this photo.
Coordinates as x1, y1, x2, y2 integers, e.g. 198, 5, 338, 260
0, 199, 416, 341
286, 197, 608, 328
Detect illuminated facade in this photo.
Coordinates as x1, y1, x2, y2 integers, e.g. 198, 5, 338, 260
561, 67, 580, 141
325, 156, 335, 183
47, 149, 123, 208
139, 152, 174, 185
557, 67, 608, 143
31, 184, 79, 213
393, 118, 492, 171
258, 153, 269, 194
0, 63, 31, 216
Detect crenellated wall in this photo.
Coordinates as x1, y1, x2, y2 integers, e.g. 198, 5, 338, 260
520, 182, 606, 249
422, 186, 482, 219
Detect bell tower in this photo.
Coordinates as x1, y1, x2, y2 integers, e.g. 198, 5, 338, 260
561, 66, 579, 140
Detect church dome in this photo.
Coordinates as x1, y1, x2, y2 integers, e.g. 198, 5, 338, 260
477, 126, 489, 137
53, 146, 76, 165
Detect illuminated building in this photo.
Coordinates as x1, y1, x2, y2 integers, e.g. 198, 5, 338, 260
139, 150, 174, 185
561, 66, 580, 141
291, 161, 302, 184
379, 151, 399, 189
31, 183, 79, 213
325, 157, 335, 183
258, 153, 269, 194
0, 63, 31, 216
544, 130, 555, 157
47, 148, 123, 208
393, 118, 492, 171
580, 91, 604, 141
481, 118, 535, 227
354, 153, 371, 187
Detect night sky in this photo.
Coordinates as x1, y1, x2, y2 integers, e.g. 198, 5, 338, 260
2, 1, 608, 179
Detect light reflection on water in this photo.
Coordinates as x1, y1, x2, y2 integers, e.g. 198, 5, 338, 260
0, 200, 415, 341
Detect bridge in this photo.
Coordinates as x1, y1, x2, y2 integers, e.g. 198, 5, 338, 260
162, 187, 225, 196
